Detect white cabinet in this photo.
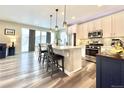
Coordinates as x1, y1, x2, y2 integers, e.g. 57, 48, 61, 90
77, 24, 83, 39
82, 23, 88, 39
77, 23, 88, 39
76, 11, 124, 39
101, 16, 112, 38
112, 11, 124, 37
87, 19, 102, 31
94, 19, 102, 30
87, 21, 94, 32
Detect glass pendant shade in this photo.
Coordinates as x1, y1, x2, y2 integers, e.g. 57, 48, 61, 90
55, 25, 58, 31
63, 21, 67, 28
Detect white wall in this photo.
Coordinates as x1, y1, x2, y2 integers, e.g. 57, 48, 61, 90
0, 20, 49, 54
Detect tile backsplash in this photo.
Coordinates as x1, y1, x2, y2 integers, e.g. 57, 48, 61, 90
77, 37, 124, 46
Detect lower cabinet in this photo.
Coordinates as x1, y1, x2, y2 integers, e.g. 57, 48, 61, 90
8, 47, 15, 56
96, 56, 124, 88
121, 63, 124, 85
0, 44, 6, 58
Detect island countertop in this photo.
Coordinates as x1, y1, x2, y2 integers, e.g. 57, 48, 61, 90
52, 45, 83, 50
97, 52, 124, 60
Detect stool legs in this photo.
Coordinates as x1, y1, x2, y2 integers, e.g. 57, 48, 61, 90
62, 58, 64, 72
38, 54, 41, 63
42, 54, 45, 64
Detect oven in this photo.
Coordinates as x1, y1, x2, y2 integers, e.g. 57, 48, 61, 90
85, 44, 102, 62
86, 46, 100, 56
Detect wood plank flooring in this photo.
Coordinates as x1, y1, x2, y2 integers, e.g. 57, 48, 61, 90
0, 52, 96, 88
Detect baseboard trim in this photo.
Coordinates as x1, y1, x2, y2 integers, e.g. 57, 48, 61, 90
64, 67, 82, 76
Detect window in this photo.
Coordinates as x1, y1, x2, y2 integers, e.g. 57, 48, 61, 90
41, 32, 46, 44
21, 28, 29, 52
35, 31, 41, 46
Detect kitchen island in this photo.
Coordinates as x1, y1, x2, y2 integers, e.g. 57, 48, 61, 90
96, 52, 124, 88
53, 46, 83, 76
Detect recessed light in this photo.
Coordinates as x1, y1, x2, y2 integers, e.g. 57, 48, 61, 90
62, 12, 64, 15
97, 5, 103, 7
71, 16, 76, 19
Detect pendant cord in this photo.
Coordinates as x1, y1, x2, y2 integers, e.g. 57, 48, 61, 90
50, 15, 52, 30
64, 5, 66, 22
56, 9, 58, 27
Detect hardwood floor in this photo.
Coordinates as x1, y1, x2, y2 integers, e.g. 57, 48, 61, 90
0, 52, 96, 88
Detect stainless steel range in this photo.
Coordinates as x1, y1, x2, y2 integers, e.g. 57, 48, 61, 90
86, 30, 103, 62
85, 44, 103, 62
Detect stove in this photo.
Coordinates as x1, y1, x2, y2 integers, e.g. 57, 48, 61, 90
85, 44, 103, 62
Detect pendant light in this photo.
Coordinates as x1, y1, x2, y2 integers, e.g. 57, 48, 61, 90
63, 5, 68, 28
49, 15, 52, 32
55, 9, 58, 31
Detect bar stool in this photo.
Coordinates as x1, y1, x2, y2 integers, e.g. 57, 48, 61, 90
46, 44, 64, 77
38, 44, 47, 64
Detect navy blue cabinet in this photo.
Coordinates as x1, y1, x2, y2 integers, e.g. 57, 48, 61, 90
96, 56, 101, 87
96, 55, 124, 88
0, 43, 6, 58
8, 47, 15, 56
121, 63, 124, 85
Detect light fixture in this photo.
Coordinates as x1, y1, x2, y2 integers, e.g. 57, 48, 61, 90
49, 15, 52, 32
62, 12, 64, 15
97, 5, 103, 7
71, 16, 75, 19
63, 5, 68, 28
55, 9, 58, 31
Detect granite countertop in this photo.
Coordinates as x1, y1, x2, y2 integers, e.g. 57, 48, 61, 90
97, 52, 124, 60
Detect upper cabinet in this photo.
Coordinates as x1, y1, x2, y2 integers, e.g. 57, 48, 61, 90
87, 19, 102, 32
77, 24, 83, 39
77, 23, 88, 39
87, 21, 94, 32
82, 23, 88, 39
101, 16, 112, 38
94, 19, 102, 30
76, 11, 124, 39
112, 11, 124, 37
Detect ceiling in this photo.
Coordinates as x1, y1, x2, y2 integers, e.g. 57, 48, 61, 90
0, 5, 124, 29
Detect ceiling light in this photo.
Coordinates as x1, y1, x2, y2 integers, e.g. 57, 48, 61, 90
97, 5, 103, 7
71, 16, 75, 19
62, 12, 64, 15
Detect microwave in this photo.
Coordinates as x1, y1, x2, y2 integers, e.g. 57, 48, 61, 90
88, 29, 103, 38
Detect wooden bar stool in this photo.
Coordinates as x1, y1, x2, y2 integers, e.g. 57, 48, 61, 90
46, 44, 64, 77
38, 44, 47, 64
